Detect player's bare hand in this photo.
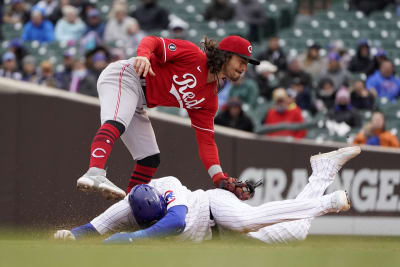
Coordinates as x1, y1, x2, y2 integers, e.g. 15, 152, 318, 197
133, 56, 155, 77
54, 230, 76, 241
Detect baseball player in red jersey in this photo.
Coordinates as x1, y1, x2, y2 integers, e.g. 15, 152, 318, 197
76, 35, 260, 201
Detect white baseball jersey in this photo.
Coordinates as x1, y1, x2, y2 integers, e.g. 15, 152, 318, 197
91, 176, 213, 242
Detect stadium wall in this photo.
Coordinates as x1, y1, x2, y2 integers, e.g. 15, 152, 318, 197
1, 78, 399, 236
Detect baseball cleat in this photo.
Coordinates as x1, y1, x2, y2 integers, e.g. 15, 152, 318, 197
77, 167, 126, 200
310, 146, 361, 171
328, 190, 351, 213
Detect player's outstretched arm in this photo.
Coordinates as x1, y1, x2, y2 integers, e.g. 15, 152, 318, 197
54, 223, 100, 241
103, 205, 187, 244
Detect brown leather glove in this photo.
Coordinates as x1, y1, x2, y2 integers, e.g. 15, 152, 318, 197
212, 173, 263, 201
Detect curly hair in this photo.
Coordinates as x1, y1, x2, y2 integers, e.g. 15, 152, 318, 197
201, 36, 233, 75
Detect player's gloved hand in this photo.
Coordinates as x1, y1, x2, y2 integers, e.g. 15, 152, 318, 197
133, 56, 155, 77
212, 172, 263, 201
54, 230, 76, 241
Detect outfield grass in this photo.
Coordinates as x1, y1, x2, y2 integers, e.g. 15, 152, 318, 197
0, 231, 399, 267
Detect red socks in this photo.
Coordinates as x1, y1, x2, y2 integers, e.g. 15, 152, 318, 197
89, 123, 121, 169
126, 164, 157, 193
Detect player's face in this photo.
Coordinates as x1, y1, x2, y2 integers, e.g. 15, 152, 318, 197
223, 55, 248, 82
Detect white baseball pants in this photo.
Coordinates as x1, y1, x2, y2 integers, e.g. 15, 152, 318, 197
208, 158, 338, 244
97, 58, 160, 160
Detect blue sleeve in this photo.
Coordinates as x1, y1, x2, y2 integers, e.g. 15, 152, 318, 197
103, 205, 187, 244
45, 21, 55, 42
70, 223, 99, 239
135, 205, 187, 238
21, 24, 30, 41
365, 75, 377, 90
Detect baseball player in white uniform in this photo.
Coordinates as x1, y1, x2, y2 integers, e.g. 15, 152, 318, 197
55, 146, 360, 244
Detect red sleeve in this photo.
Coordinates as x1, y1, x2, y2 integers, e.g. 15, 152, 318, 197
136, 36, 164, 60
137, 36, 202, 64
187, 108, 220, 171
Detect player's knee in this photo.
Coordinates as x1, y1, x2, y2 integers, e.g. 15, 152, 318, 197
104, 120, 126, 135
137, 153, 160, 168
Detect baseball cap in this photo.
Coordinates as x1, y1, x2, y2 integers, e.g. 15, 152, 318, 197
88, 8, 100, 18
328, 51, 341, 61
218, 35, 260, 65
255, 60, 277, 73
3, 52, 16, 61
93, 52, 107, 62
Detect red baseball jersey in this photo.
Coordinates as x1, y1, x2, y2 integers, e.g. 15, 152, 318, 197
137, 36, 221, 172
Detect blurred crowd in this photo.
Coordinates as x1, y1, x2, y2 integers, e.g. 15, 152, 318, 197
0, 0, 177, 96
215, 35, 400, 148
0, 0, 399, 148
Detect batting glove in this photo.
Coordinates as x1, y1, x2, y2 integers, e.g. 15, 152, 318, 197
54, 230, 76, 241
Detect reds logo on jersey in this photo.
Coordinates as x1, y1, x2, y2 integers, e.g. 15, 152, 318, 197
169, 73, 205, 109
164, 190, 176, 204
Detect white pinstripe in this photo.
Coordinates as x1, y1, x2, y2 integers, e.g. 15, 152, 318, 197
247, 157, 340, 244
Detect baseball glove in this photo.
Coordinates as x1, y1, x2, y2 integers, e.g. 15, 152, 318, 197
213, 173, 264, 200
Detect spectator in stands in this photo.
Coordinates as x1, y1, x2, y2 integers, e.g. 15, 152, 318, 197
228, 75, 259, 108
104, 3, 138, 44
280, 58, 312, 89
350, 80, 376, 110
349, 0, 393, 16
316, 77, 336, 111
328, 40, 351, 70
366, 48, 387, 77
48, 0, 70, 25
366, 60, 400, 102
254, 60, 280, 100
264, 88, 306, 139
214, 97, 254, 132
21, 7, 54, 43
0, 52, 22, 80
7, 39, 28, 71
319, 52, 351, 90
70, 0, 94, 23
55, 5, 86, 43
21, 55, 38, 82
348, 40, 373, 74
35, 0, 59, 20
55, 50, 75, 89
83, 8, 105, 40
288, 78, 317, 115
126, 19, 146, 51
130, 0, 169, 31
234, 0, 266, 42
204, 0, 235, 22
68, 59, 97, 97
328, 87, 361, 127
353, 112, 399, 148
257, 37, 287, 73
168, 16, 189, 40
3, 0, 30, 25
90, 51, 108, 80
298, 43, 325, 80
36, 60, 57, 88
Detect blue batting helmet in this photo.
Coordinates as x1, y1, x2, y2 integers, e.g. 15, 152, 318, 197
128, 184, 167, 228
